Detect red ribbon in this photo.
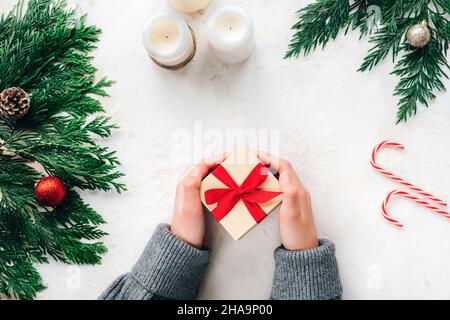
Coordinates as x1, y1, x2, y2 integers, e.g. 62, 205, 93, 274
204, 162, 282, 223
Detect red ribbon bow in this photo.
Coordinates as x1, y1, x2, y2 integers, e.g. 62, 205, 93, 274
205, 162, 282, 223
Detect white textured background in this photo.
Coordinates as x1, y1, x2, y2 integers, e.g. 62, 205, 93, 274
1, 0, 450, 300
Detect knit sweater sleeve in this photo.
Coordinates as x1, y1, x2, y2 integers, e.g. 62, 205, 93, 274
99, 224, 210, 300
271, 239, 342, 300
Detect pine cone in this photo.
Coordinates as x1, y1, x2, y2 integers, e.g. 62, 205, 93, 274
0, 87, 31, 120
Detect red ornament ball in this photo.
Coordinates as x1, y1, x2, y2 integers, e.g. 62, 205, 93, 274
35, 176, 67, 207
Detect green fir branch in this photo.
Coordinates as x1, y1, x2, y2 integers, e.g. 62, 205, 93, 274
286, 0, 450, 123
393, 38, 449, 123
358, 18, 411, 72
0, 0, 124, 299
285, 0, 351, 58
0, 234, 46, 300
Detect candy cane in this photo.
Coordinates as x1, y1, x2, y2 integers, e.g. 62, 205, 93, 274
371, 140, 447, 207
382, 190, 450, 228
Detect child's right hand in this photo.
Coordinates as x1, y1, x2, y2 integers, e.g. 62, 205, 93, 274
171, 154, 227, 249
258, 152, 318, 251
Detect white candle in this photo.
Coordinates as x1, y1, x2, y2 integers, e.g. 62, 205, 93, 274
168, 0, 211, 13
207, 5, 255, 64
142, 12, 195, 68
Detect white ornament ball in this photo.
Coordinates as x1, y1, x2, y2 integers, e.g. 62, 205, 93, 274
406, 21, 431, 48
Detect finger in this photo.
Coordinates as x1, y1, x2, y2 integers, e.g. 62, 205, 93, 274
297, 186, 314, 223
257, 151, 300, 179
258, 151, 306, 195
199, 153, 229, 174
187, 152, 229, 180
179, 152, 230, 194
279, 169, 313, 222
279, 170, 300, 217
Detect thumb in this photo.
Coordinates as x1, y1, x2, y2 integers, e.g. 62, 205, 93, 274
175, 166, 202, 210
279, 171, 300, 215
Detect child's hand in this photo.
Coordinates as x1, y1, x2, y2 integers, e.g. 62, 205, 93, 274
258, 152, 318, 251
171, 154, 227, 248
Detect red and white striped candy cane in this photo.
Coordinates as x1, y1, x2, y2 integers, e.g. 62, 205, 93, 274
371, 140, 447, 207
382, 190, 450, 228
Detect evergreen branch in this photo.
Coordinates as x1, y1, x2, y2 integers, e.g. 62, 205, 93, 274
52, 190, 105, 226
349, 0, 383, 37
286, 0, 450, 123
285, 0, 351, 58
358, 21, 409, 71
431, 0, 450, 14
0, 0, 125, 299
0, 233, 46, 300
358, 0, 429, 72
5, 140, 125, 192
393, 38, 449, 123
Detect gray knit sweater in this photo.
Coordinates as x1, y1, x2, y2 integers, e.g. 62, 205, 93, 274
100, 224, 342, 300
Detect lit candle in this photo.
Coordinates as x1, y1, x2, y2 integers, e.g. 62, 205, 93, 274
207, 5, 255, 64
168, 0, 211, 13
142, 12, 196, 69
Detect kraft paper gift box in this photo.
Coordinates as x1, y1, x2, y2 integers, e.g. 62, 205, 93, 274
200, 147, 283, 240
